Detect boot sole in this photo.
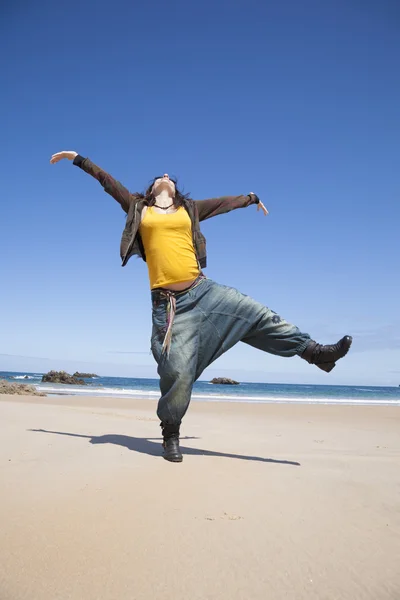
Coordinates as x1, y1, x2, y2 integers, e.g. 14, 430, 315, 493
163, 454, 183, 463
318, 361, 336, 373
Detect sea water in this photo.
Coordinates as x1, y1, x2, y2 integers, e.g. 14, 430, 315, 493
1, 372, 400, 406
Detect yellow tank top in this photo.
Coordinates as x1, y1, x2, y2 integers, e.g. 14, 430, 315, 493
139, 207, 200, 289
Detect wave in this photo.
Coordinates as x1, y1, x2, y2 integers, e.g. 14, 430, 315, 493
35, 385, 400, 406
13, 375, 34, 380
194, 394, 399, 405
37, 385, 160, 397
195, 396, 400, 405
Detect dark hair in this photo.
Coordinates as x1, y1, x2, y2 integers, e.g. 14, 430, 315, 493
138, 176, 191, 207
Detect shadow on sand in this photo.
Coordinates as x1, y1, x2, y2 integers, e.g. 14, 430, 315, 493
29, 429, 300, 466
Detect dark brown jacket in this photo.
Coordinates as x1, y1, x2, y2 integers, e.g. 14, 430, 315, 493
73, 155, 259, 267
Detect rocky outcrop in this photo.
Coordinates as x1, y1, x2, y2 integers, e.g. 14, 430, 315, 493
73, 372, 98, 378
0, 379, 46, 396
41, 371, 86, 385
210, 377, 240, 385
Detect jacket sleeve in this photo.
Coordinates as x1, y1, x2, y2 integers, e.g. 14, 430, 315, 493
73, 155, 137, 213
194, 193, 260, 222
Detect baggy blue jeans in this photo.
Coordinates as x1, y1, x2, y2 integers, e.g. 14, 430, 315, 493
151, 277, 311, 426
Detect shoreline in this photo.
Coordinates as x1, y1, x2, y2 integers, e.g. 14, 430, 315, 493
42, 393, 400, 407
14, 388, 400, 407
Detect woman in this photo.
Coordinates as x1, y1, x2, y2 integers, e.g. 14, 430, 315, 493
50, 150, 352, 463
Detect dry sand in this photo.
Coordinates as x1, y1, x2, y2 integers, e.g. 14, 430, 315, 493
0, 394, 399, 600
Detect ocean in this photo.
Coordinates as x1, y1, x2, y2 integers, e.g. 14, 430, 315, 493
1, 371, 400, 406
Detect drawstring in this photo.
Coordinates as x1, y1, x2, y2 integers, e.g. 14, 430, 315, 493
161, 293, 176, 357
154, 275, 205, 357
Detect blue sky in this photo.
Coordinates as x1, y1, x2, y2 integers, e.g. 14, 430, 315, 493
1, 0, 399, 385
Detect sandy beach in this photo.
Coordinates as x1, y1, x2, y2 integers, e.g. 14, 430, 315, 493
0, 394, 399, 600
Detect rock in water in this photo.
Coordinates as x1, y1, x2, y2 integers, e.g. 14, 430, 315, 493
73, 372, 98, 378
0, 379, 46, 396
41, 371, 86, 385
210, 377, 240, 385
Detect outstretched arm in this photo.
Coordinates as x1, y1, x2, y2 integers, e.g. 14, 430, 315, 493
194, 193, 268, 222
50, 151, 135, 213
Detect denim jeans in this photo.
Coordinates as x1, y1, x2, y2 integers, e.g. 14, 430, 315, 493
151, 278, 311, 426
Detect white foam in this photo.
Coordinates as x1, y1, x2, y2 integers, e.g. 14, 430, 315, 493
193, 396, 400, 406
37, 385, 160, 397
35, 385, 400, 406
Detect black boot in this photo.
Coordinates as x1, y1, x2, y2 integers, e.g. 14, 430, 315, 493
161, 423, 183, 463
301, 336, 353, 373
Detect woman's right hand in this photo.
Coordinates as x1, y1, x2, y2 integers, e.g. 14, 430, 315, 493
50, 151, 78, 164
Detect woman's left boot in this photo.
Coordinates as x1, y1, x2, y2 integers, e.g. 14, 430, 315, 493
161, 423, 183, 463
301, 336, 353, 373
